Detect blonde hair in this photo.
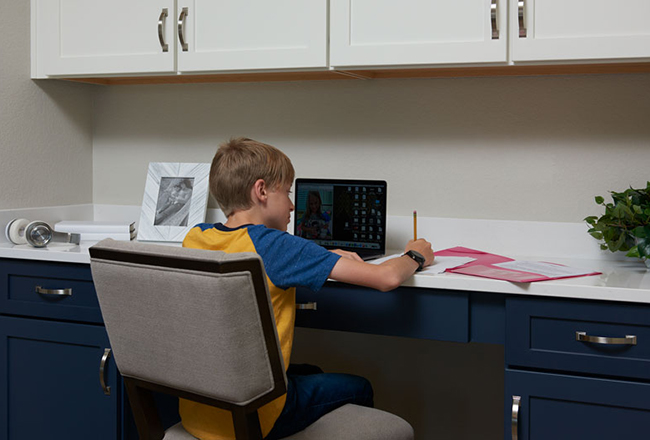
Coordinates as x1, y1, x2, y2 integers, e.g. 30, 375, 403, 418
210, 138, 295, 216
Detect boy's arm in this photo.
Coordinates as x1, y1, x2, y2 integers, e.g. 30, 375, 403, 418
328, 239, 435, 292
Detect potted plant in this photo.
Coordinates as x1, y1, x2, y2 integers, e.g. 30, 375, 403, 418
585, 182, 650, 267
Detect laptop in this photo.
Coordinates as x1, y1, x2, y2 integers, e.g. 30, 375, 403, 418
294, 178, 387, 260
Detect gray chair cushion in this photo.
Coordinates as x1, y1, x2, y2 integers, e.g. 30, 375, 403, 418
284, 404, 414, 440
163, 404, 414, 440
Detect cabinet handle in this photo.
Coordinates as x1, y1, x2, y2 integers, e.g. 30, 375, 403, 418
178, 7, 189, 51
158, 8, 169, 52
511, 395, 521, 440
490, 0, 499, 40
99, 348, 112, 396
576, 331, 637, 346
296, 302, 318, 310
35, 285, 72, 296
518, 0, 527, 38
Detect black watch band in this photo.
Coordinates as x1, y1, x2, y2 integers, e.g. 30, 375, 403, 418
403, 250, 425, 272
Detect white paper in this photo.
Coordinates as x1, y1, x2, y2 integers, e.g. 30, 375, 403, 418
493, 260, 595, 278
370, 254, 474, 275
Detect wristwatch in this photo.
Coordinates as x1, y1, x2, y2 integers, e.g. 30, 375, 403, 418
402, 250, 425, 272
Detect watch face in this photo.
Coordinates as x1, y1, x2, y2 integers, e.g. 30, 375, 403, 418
27, 222, 52, 247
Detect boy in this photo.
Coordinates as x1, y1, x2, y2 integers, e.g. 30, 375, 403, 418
181, 138, 435, 440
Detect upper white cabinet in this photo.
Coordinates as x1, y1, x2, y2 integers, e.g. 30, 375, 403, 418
510, 0, 650, 62
177, 1, 327, 73
32, 0, 650, 79
32, 0, 175, 77
32, 0, 328, 78
330, 0, 508, 68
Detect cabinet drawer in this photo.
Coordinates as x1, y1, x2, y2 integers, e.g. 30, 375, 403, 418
506, 296, 650, 380
506, 369, 650, 440
296, 283, 469, 343
0, 259, 101, 323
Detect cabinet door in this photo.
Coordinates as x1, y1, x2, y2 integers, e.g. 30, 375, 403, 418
177, 0, 328, 72
330, 0, 507, 68
510, 0, 650, 62
505, 369, 650, 440
0, 316, 119, 440
32, 0, 175, 78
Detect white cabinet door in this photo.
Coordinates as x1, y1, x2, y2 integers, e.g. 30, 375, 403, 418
510, 0, 650, 62
330, 0, 507, 68
176, 0, 328, 72
32, 0, 175, 78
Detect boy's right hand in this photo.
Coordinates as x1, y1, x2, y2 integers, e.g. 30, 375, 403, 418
404, 239, 435, 268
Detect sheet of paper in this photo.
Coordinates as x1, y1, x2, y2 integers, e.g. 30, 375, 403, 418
369, 254, 474, 275
493, 260, 596, 278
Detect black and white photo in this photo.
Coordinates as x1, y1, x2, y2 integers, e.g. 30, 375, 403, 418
138, 163, 210, 242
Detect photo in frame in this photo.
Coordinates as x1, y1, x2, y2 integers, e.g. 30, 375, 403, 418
138, 162, 210, 242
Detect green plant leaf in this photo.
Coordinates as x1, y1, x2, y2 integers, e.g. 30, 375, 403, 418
610, 232, 627, 252
637, 238, 650, 258
584, 216, 598, 226
595, 196, 605, 204
632, 226, 650, 238
626, 246, 640, 258
600, 244, 608, 250
589, 231, 603, 240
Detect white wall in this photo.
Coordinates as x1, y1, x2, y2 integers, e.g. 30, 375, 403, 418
0, 1, 93, 209
92, 74, 650, 222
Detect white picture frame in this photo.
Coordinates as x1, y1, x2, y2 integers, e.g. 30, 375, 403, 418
138, 162, 210, 242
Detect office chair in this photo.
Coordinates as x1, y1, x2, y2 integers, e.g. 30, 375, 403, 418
89, 239, 414, 440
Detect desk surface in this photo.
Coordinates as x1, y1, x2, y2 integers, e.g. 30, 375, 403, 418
1, 241, 649, 305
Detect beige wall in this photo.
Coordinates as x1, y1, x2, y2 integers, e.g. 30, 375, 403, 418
0, 1, 93, 210
92, 73, 650, 222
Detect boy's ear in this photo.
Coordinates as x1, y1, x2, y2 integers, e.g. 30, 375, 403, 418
251, 179, 268, 203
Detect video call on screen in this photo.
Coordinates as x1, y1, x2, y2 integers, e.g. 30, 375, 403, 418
296, 183, 385, 250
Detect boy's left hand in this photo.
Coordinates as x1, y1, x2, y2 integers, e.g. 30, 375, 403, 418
330, 249, 364, 262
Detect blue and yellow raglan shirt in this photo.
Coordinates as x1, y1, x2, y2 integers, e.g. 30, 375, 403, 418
180, 223, 341, 440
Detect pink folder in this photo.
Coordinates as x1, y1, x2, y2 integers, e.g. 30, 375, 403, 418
436, 247, 601, 283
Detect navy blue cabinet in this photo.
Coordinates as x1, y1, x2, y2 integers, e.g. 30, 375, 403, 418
0, 316, 120, 439
506, 296, 650, 440
505, 369, 650, 440
0, 258, 125, 440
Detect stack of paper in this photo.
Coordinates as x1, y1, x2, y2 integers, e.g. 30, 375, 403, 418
370, 254, 475, 275
54, 221, 137, 242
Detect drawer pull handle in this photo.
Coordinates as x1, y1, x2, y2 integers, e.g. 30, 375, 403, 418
296, 302, 317, 310
511, 395, 521, 440
100, 348, 112, 396
158, 8, 169, 52
576, 331, 637, 346
35, 286, 72, 296
178, 7, 189, 51
490, 0, 499, 40
518, 0, 527, 38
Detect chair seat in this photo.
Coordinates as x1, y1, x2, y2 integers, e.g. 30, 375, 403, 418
163, 404, 414, 440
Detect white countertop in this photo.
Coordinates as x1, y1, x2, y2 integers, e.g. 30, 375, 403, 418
2, 241, 649, 305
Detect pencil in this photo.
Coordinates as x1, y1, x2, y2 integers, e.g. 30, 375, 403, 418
413, 210, 417, 241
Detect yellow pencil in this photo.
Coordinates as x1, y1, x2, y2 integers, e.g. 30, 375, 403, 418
413, 210, 417, 241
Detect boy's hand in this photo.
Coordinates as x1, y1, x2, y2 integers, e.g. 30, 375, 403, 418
404, 239, 435, 268
330, 249, 364, 262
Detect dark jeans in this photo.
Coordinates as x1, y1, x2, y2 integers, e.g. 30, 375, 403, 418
265, 364, 374, 440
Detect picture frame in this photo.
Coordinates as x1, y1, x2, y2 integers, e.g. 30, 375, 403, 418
138, 162, 210, 242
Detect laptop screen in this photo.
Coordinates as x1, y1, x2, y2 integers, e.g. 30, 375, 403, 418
294, 178, 387, 259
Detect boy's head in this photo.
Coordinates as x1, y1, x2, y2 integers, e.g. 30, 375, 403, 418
210, 137, 295, 217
